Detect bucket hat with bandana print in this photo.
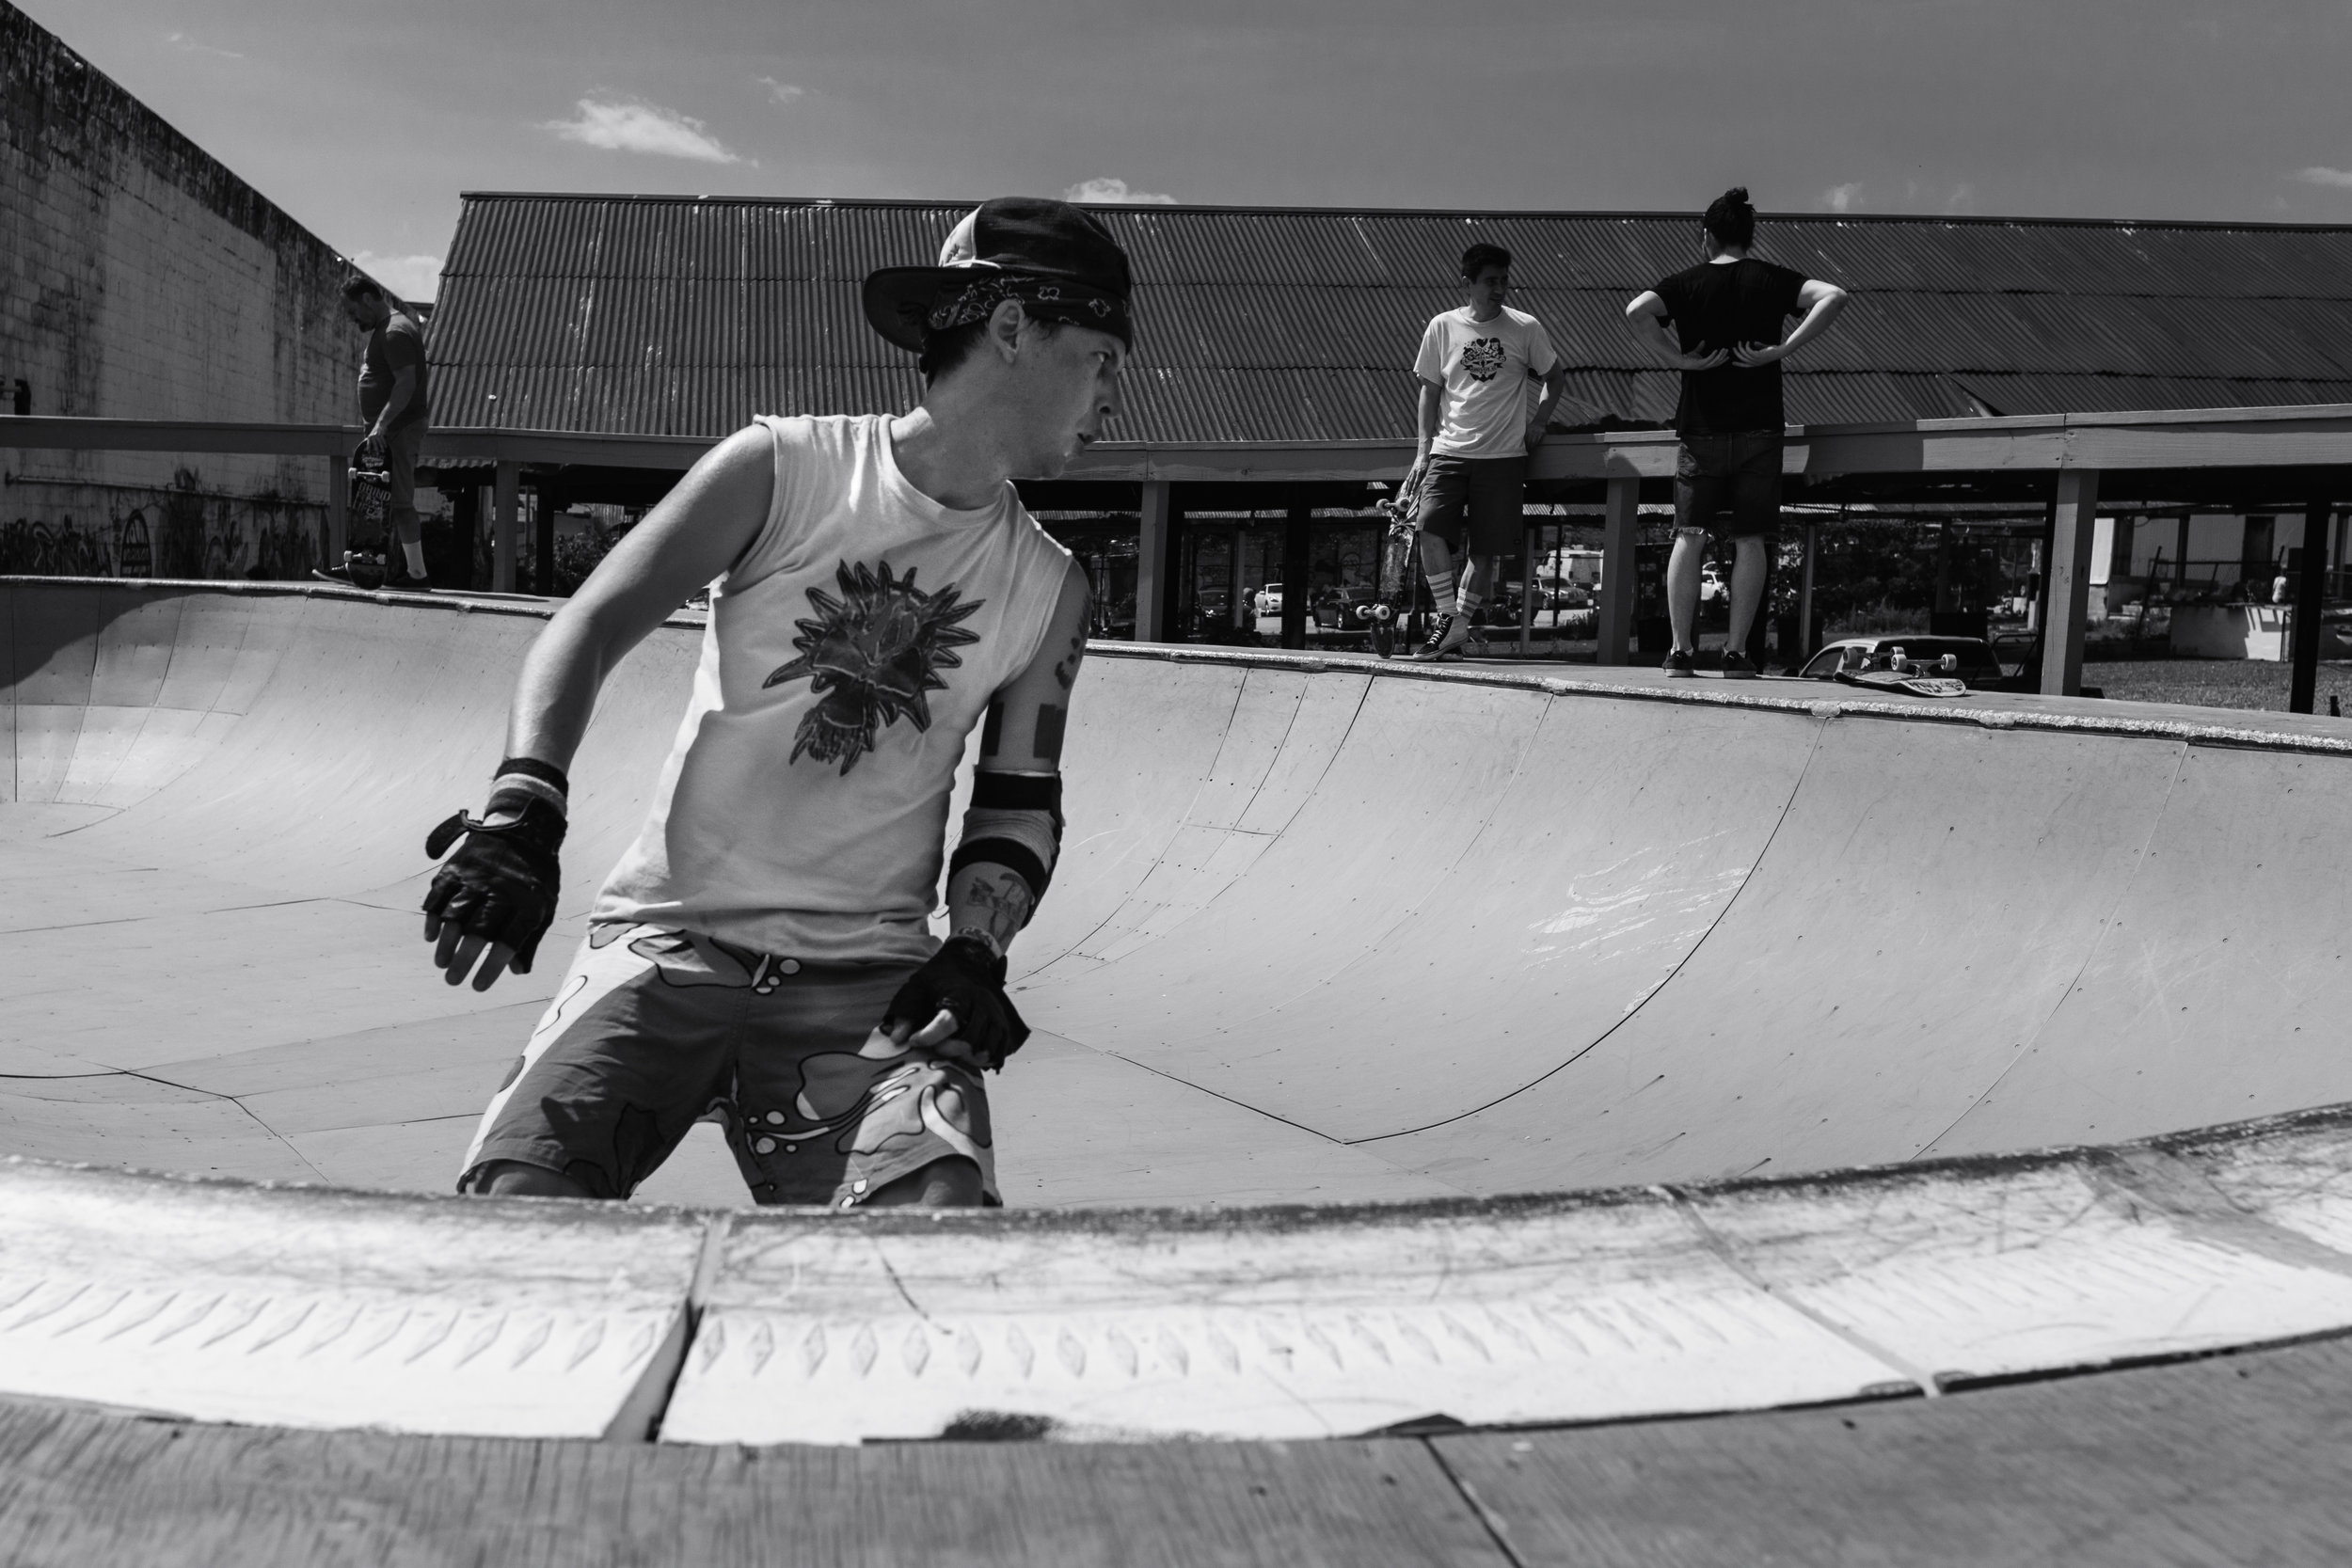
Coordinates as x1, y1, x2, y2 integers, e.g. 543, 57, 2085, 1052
862, 197, 1135, 354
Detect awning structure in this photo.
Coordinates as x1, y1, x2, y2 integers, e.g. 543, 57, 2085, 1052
423, 195, 2352, 442
8, 401, 2349, 697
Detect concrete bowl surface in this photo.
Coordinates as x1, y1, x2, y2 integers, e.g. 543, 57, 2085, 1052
6, 577, 2352, 1457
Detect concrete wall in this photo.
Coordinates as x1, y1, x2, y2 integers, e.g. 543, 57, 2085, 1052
0, 1, 379, 578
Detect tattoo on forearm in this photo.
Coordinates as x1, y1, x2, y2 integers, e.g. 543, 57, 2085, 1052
1035, 703, 1067, 763
961, 871, 1035, 944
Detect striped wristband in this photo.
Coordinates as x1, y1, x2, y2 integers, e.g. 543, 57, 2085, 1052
488, 755, 569, 816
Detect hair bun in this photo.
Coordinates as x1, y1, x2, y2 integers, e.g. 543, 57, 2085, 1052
1724, 186, 1751, 206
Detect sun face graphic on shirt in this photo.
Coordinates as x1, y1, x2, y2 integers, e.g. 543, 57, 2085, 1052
1462, 337, 1507, 382
764, 559, 986, 773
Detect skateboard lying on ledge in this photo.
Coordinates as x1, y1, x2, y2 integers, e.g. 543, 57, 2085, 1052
1833, 647, 1971, 698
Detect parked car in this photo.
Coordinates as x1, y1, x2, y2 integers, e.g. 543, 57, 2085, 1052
1698, 564, 1725, 604
1311, 585, 1382, 632
1796, 635, 2007, 687
1253, 583, 1283, 617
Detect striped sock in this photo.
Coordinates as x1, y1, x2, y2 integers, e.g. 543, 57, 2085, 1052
1457, 583, 1485, 615
1425, 566, 1457, 614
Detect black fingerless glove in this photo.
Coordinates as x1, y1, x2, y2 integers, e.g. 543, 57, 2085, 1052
883, 934, 1029, 1069
421, 758, 569, 974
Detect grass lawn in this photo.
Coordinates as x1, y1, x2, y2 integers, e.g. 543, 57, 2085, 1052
2086, 657, 2352, 714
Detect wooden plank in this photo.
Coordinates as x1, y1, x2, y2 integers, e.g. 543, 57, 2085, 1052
2066, 419, 2352, 471
1437, 1334, 2352, 1566
0, 418, 359, 456
0, 1400, 1507, 1568
1805, 423, 2074, 475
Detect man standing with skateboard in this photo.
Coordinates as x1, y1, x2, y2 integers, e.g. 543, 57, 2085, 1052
422, 198, 1122, 1210
320, 277, 435, 592
1625, 187, 1848, 676
1403, 244, 1571, 662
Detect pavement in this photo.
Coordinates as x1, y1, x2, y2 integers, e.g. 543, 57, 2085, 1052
7, 577, 2352, 1209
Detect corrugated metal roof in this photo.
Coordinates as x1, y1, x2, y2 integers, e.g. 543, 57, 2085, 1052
428, 197, 2352, 443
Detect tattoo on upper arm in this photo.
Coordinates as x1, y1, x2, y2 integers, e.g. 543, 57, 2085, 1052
980, 700, 1005, 757
1035, 704, 1067, 764
1052, 632, 1083, 691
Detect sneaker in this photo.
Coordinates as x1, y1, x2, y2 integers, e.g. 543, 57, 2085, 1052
1720, 649, 1757, 679
313, 554, 385, 591
382, 563, 434, 594
1661, 648, 1696, 677
1410, 612, 1470, 662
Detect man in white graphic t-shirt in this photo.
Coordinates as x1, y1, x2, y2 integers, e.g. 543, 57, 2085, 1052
421, 198, 1124, 1211
1402, 243, 1572, 662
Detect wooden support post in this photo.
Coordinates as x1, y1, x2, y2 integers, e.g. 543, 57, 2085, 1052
1519, 521, 1536, 657
2172, 514, 2191, 595
1232, 531, 1251, 634
1135, 481, 1173, 642
492, 461, 519, 594
2040, 468, 2101, 697
1596, 476, 1639, 665
2290, 496, 2332, 714
325, 453, 349, 567
535, 477, 561, 597
1280, 499, 1311, 651
1797, 519, 1818, 665
450, 485, 481, 591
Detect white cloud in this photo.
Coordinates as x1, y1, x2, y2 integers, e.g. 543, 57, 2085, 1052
2295, 166, 2352, 188
545, 99, 747, 165
1064, 177, 1176, 205
1821, 182, 1864, 213
351, 252, 444, 304
756, 76, 803, 103
163, 31, 242, 59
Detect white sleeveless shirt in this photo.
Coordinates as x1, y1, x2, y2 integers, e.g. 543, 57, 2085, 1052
593, 415, 1073, 962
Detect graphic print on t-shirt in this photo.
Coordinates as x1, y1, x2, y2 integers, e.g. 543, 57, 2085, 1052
763, 559, 986, 774
1462, 337, 1506, 382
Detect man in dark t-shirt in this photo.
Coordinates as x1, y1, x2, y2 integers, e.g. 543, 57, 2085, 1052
323, 277, 435, 591
1625, 188, 1848, 676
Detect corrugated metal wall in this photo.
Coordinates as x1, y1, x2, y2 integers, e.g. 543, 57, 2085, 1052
430, 197, 2352, 443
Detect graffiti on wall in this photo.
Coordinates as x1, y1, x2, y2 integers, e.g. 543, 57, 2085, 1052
0, 468, 327, 580
0, 515, 115, 578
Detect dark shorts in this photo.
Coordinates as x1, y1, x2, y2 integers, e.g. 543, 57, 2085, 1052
1417, 453, 1528, 557
384, 420, 422, 535
1674, 432, 1783, 539
459, 924, 998, 1208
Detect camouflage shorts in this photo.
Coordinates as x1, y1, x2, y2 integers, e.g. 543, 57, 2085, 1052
459, 924, 997, 1207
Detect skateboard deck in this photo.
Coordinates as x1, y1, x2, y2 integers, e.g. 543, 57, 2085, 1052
1836, 669, 1971, 698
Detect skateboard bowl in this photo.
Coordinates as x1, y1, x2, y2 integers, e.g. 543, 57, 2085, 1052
6, 577, 2352, 1445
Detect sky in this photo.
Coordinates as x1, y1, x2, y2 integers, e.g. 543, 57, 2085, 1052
32, 0, 2352, 301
